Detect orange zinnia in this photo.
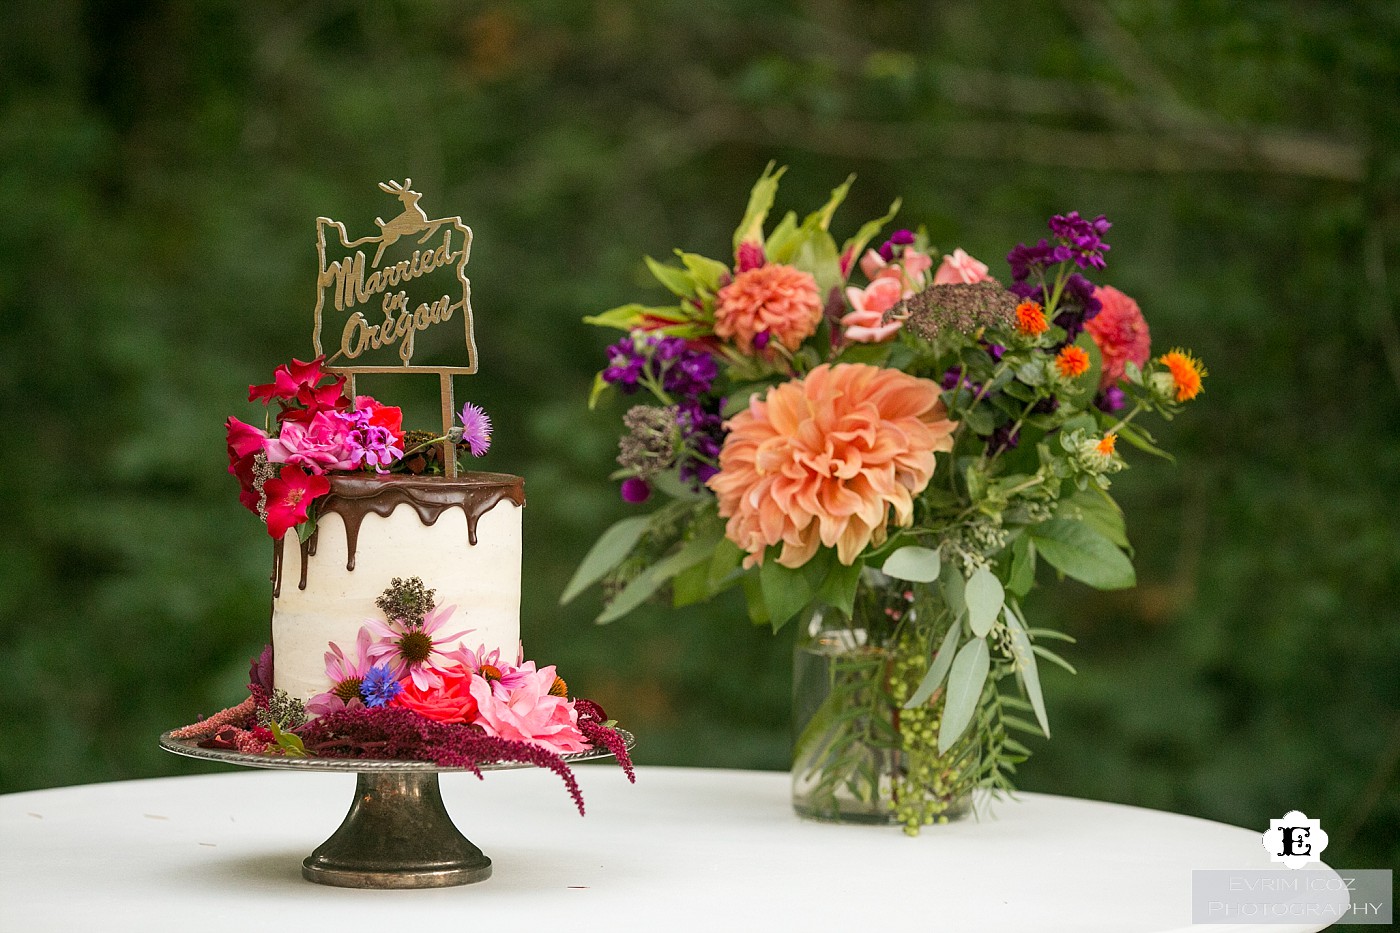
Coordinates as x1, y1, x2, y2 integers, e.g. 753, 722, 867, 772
1014, 300, 1049, 337
1159, 349, 1206, 402
1055, 345, 1091, 379
708, 364, 957, 568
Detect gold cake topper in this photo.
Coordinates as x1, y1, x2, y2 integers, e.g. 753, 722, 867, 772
314, 179, 477, 374
313, 180, 479, 477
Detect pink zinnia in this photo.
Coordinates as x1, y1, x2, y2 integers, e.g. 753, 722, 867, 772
708, 364, 958, 568
468, 664, 589, 755
1085, 285, 1151, 388
713, 264, 823, 355
363, 604, 472, 691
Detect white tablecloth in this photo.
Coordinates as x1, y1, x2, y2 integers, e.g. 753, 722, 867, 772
1, 766, 1338, 932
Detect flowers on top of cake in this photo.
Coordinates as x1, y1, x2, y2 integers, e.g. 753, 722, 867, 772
171, 575, 634, 814
225, 355, 495, 538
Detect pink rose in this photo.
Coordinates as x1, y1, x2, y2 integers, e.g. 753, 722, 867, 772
932, 248, 990, 285
468, 664, 589, 755
264, 410, 356, 474
860, 247, 935, 296
392, 666, 479, 724
841, 277, 905, 343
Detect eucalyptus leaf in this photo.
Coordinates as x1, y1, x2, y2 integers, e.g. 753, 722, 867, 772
1004, 603, 1050, 738
1008, 534, 1036, 596
903, 619, 962, 709
938, 637, 990, 753
560, 515, 651, 605
882, 545, 941, 583
964, 565, 1004, 637
941, 566, 967, 620
1028, 518, 1136, 590
595, 530, 715, 623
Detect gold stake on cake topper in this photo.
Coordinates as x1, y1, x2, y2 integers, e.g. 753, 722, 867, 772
313, 179, 478, 477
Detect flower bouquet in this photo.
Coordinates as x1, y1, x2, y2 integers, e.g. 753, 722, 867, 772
564, 165, 1204, 831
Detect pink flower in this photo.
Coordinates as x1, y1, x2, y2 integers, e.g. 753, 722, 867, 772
307, 628, 374, 717
355, 395, 404, 449
713, 264, 823, 354
225, 416, 269, 513
708, 364, 957, 568
391, 665, 480, 724
1085, 285, 1151, 388
264, 410, 356, 474
364, 604, 472, 691
841, 277, 906, 343
262, 466, 330, 538
249, 356, 329, 404
932, 248, 991, 285
442, 644, 533, 697
860, 247, 935, 295
468, 664, 589, 755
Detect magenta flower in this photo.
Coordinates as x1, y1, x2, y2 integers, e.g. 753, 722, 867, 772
443, 644, 534, 697
307, 627, 375, 716
364, 604, 472, 691
458, 402, 493, 457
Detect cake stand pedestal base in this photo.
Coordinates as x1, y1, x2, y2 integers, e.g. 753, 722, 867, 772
301, 771, 491, 888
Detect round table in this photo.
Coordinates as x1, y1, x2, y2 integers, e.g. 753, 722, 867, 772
0, 766, 1339, 932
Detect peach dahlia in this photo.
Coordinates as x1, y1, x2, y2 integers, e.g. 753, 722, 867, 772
708, 363, 957, 568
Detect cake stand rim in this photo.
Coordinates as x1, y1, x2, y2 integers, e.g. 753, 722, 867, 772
158, 727, 635, 773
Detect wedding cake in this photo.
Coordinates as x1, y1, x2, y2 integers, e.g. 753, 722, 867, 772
270, 472, 524, 701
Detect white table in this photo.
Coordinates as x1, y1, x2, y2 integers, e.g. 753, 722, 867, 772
0, 766, 1339, 932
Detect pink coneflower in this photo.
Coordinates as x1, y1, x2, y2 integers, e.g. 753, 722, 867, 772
306, 627, 374, 716
442, 644, 534, 697
364, 604, 472, 691
458, 402, 492, 457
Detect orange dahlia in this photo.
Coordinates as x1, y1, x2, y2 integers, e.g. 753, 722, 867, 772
708, 363, 957, 568
714, 264, 823, 354
1159, 349, 1207, 401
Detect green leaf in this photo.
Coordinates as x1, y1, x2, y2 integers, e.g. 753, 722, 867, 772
1008, 534, 1036, 596
676, 251, 729, 292
881, 545, 941, 583
595, 525, 720, 623
296, 515, 317, 545
583, 302, 683, 331
707, 537, 744, 591
903, 618, 962, 709
938, 637, 990, 753
809, 174, 854, 232
733, 161, 785, 254
1004, 603, 1051, 738
1065, 488, 1130, 549
269, 721, 307, 757
741, 571, 769, 627
763, 211, 801, 263
671, 560, 712, 608
759, 556, 814, 631
1032, 644, 1078, 675
1117, 421, 1175, 461
644, 255, 697, 299
560, 515, 651, 605
587, 371, 610, 410
838, 198, 901, 273
815, 559, 863, 619
1028, 519, 1136, 590
964, 565, 1004, 637
941, 565, 966, 620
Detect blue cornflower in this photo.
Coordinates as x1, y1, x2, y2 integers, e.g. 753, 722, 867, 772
361, 663, 404, 708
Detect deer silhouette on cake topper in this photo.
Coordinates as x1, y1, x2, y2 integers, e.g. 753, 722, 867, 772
371, 178, 448, 268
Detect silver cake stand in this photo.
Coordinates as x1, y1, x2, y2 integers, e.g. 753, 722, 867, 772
159, 728, 634, 889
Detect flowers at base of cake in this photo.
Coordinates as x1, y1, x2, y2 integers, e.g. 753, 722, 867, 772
224, 355, 495, 538
171, 575, 634, 815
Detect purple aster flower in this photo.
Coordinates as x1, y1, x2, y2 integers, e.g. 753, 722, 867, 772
360, 663, 403, 708
457, 402, 492, 457
620, 476, 651, 503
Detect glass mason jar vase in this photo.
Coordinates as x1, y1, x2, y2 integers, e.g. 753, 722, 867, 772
791, 572, 977, 831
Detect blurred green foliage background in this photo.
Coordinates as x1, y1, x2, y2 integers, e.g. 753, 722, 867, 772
2, 0, 1396, 870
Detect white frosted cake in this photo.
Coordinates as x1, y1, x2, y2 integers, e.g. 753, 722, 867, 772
270, 472, 524, 702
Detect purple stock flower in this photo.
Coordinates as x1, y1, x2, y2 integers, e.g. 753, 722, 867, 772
603, 339, 648, 392
988, 423, 1021, 454
1048, 212, 1111, 270
1007, 239, 1070, 281
602, 333, 717, 400
620, 476, 651, 503
457, 403, 493, 457
1096, 385, 1127, 413
1051, 273, 1103, 342
677, 399, 725, 488
940, 365, 982, 395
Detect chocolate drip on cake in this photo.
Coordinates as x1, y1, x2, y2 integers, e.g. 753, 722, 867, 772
270, 472, 525, 595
